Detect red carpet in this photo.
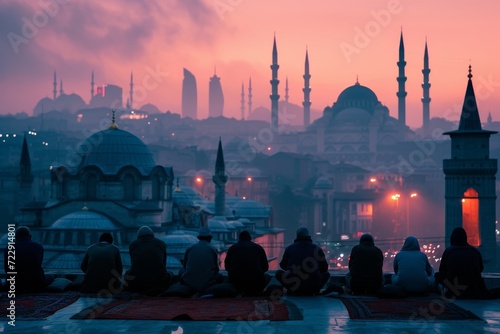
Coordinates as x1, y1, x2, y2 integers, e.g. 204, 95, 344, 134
72, 297, 303, 321
338, 296, 483, 321
0, 291, 80, 319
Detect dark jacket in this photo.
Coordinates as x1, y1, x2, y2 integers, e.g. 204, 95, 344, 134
4, 239, 45, 293
181, 240, 219, 293
279, 237, 329, 293
126, 235, 169, 289
438, 227, 489, 299
348, 234, 383, 292
225, 240, 268, 291
81, 242, 123, 293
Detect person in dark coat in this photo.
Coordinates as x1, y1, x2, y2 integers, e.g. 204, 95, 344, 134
276, 227, 330, 295
437, 227, 496, 299
179, 227, 223, 293
3, 226, 53, 293
346, 233, 384, 294
125, 226, 172, 293
224, 230, 269, 296
81, 232, 123, 293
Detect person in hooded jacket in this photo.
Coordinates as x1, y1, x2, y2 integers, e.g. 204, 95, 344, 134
276, 227, 330, 295
391, 236, 434, 293
437, 227, 499, 299
224, 230, 269, 296
345, 233, 384, 294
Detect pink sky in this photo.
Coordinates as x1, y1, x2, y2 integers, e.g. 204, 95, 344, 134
1, 0, 500, 129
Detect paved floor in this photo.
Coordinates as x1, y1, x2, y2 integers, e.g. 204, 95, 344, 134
2, 293, 500, 334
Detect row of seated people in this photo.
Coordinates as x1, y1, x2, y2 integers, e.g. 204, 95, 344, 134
3, 226, 499, 299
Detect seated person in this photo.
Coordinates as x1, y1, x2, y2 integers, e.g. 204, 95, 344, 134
125, 226, 172, 293
276, 227, 330, 295
179, 227, 223, 294
346, 233, 384, 294
437, 227, 496, 299
81, 232, 123, 293
3, 226, 54, 293
224, 230, 269, 296
392, 236, 434, 293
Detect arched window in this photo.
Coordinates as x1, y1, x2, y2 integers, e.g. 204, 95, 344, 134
86, 174, 98, 199
123, 174, 136, 200
462, 188, 480, 246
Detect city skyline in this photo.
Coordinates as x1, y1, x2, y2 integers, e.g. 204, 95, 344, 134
1, 1, 500, 128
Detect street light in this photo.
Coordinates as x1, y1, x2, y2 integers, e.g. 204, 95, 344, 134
407, 193, 417, 236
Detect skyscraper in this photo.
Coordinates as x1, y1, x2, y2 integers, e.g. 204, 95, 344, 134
209, 69, 224, 117
182, 68, 198, 119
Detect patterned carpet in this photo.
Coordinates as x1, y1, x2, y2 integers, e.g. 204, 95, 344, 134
0, 291, 80, 319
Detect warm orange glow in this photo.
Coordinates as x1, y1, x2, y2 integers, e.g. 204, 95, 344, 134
370, 178, 376, 183
391, 194, 400, 200
247, 177, 252, 182
196, 177, 202, 183
410, 193, 417, 198
267, 147, 271, 151
462, 188, 480, 246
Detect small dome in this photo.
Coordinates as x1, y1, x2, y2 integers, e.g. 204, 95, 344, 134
208, 219, 229, 232
233, 200, 271, 218
45, 253, 82, 270
226, 220, 244, 228
314, 176, 333, 189
173, 189, 196, 207
54, 93, 86, 113
33, 97, 55, 115
237, 218, 255, 226
139, 103, 161, 114
49, 211, 119, 230
74, 128, 156, 175
159, 232, 198, 253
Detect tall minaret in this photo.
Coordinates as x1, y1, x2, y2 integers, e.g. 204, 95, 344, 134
17, 135, 34, 207
303, 48, 311, 127
59, 79, 64, 96
90, 70, 95, 100
248, 77, 253, 118
284, 76, 289, 103
422, 40, 431, 134
53, 71, 57, 100
213, 138, 227, 217
129, 72, 134, 109
443, 66, 498, 270
397, 31, 407, 127
240, 82, 245, 120
270, 35, 280, 130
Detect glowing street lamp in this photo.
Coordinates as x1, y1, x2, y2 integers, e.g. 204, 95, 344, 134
406, 193, 418, 236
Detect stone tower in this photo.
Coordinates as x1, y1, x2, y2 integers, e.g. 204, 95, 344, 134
443, 66, 498, 270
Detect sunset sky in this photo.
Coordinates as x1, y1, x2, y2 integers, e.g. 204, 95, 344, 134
1, 0, 499, 129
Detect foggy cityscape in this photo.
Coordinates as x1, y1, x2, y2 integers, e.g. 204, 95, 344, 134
2, 1, 500, 332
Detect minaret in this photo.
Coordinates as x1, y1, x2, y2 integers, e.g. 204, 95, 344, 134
270, 35, 280, 130
487, 112, 493, 125
90, 70, 94, 100
213, 138, 227, 217
422, 40, 431, 134
59, 79, 64, 96
397, 31, 407, 127
248, 77, 253, 118
443, 66, 498, 270
240, 82, 245, 120
53, 71, 57, 100
129, 72, 134, 109
18, 135, 33, 184
303, 48, 311, 127
284, 77, 289, 103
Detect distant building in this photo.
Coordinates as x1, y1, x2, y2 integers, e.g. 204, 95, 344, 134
182, 68, 198, 119
89, 84, 123, 109
208, 71, 224, 118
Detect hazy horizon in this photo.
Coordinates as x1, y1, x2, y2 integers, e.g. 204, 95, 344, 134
1, 0, 500, 129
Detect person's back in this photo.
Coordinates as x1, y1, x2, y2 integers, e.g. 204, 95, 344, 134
438, 227, 489, 299
126, 226, 171, 292
4, 226, 52, 293
277, 227, 330, 295
182, 239, 219, 293
348, 234, 383, 294
81, 233, 123, 293
392, 236, 434, 293
225, 231, 268, 295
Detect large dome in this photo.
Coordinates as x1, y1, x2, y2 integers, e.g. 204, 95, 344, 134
49, 210, 119, 230
75, 127, 156, 174
335, 82, 379, 109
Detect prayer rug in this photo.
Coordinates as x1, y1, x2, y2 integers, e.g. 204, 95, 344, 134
337, 295, 483, 321
0, 291, 80, 319
71, 296, 303, 321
